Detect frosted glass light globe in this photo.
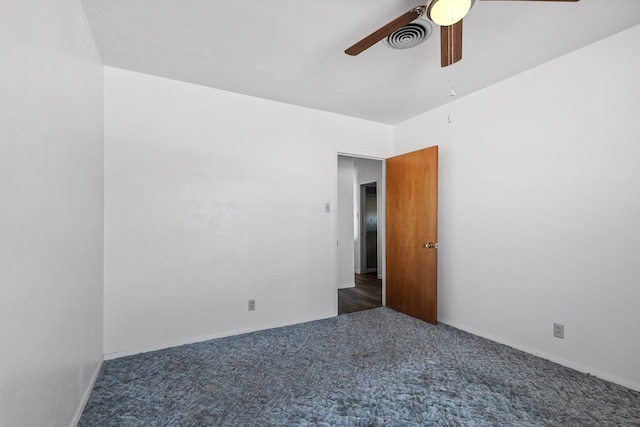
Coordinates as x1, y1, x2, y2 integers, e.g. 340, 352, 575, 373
427, 0, 473, 26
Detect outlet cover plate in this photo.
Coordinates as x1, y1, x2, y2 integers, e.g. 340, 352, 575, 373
553, 323, 564, 339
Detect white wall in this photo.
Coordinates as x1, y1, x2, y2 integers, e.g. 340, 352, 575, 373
103, 67, 393, 357
0, 1, 104, 426
337, 156, 355, 289
395, 25, 640, 391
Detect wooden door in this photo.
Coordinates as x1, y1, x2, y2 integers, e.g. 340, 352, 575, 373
386, 146, 438, 324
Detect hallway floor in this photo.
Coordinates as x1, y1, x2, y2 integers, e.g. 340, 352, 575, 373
338, 273, 382, 315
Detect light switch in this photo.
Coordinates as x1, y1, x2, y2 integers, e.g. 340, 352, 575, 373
325, 203, 331, 213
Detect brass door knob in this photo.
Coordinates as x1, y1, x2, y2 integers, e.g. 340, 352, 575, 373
424, 242, 438, 249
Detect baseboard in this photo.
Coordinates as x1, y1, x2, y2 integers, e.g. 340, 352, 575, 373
337, 282, 355, 289
354, 269, 361, 275
104, 312, 336, 360
438, 317, 640, 393
70, 357, 103, 427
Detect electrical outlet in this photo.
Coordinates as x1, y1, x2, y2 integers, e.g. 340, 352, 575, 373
248, 299, 255, 311
553, 323, 564, 339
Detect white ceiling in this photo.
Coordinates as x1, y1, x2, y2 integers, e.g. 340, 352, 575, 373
81, 0, 640, 125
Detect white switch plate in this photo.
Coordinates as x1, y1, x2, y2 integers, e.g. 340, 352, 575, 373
325, 203, 331, 213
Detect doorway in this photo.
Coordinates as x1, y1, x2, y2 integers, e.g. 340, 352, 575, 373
335, 148, 438, 321
335, 155, 384, 315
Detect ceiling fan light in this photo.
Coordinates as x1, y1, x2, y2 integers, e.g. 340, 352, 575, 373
427, 0, 473, 26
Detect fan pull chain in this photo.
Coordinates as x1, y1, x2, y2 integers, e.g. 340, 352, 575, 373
447, 22, 456, 124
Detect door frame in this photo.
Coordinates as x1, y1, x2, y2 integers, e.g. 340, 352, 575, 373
332, 152, 386, 316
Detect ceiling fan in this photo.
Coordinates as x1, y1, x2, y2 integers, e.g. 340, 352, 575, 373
345, 0, 579, 67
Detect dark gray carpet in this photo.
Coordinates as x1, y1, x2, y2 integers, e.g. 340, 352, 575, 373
80, 308, 640, 426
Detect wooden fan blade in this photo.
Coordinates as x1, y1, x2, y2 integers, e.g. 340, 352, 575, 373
345, 6, 425, 56
441, 20, 463, 67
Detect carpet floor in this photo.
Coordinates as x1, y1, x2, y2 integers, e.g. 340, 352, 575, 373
79, 308, 640, 426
